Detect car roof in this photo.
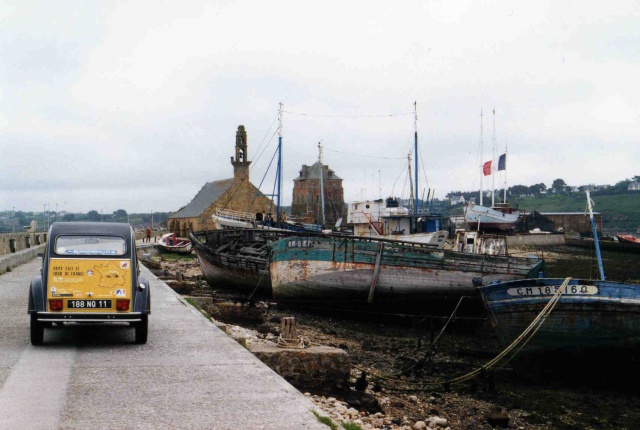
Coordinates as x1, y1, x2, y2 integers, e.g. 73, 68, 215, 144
50, 222, 133, 238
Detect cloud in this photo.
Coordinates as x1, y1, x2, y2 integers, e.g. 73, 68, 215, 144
1, 0, 639, 213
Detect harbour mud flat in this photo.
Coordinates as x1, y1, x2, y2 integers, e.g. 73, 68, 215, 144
149, 248, 640, 430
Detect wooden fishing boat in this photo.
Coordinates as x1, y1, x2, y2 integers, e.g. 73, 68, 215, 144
478, 278, 640, 351
478, 192, 640, 352
158, 233, 192, 254
269, 234, 545, 305
347, 197, 448, 246
189, 229, 319, 294
213, 208, 325, 234
451, 230, 508, 255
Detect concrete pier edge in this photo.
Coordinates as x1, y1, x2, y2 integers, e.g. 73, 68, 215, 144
0, 245, 45, 275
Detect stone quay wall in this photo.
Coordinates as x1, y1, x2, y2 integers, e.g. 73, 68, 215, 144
0, 232, 48, 256
0, 244, 45, 275
506, 233, 566, 247
252, 344, 351, 392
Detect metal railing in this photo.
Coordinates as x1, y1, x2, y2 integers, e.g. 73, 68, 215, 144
215, 208, 255, 223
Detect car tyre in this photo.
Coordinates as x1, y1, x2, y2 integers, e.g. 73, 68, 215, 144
135, 315, 148, 344
30, 315, 44, 346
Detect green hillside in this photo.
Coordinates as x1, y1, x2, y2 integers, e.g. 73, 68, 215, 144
512, 193, 640, 233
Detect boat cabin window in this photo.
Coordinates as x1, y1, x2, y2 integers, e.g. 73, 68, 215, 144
366, 204, 370, 209
466, 237, 475, 245
55, 236, 127, 256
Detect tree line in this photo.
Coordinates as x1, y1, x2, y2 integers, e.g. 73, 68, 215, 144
446, 176, 640, 204
0, 210, 172, 233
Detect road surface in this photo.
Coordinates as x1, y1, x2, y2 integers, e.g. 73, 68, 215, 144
0, 259, 326, 430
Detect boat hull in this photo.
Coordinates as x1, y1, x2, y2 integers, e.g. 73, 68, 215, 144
158, 234, 193, 254
465, 204, 519, 231
195, 250, 268, 292
189, 230, 271, 293
189, 229, 326, 294
617, 234, 640, 246
478, 278, 640, 351
160, 244, 193, 254
270, 236, 545, 305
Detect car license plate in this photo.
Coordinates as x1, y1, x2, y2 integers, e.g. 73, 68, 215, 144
67, 300, 112, 309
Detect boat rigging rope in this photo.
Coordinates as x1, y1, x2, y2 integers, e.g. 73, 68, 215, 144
282, 110, 414, 118
356, 277, 570, 392
326, 149, 405, 160
403, 296, 470, 374
250, 116, 279, 168
246, 272, 266, 303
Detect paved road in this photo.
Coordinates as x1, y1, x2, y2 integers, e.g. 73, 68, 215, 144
0, 259, 326, 430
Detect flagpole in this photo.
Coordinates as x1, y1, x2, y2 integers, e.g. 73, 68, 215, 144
491, 108, 496, 207
504, 141, 508, 203
413, 101, 419, 215
479, 109, 483, 206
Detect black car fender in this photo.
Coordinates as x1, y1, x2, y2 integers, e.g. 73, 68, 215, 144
133, 277, 151, 314
28, 276, 45, 314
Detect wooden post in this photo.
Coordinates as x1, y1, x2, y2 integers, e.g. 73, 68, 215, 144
281, 317, 297, 340
367, 242, 385, 303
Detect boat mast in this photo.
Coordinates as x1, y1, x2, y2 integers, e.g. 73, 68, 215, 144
414, 101, 419, 214
407, 153, 414, 211
318, 142, 326, 226
479, 109, 484, 206
277, 102, 283, 222
586, 191, 606, 280
491, 108, 496, 207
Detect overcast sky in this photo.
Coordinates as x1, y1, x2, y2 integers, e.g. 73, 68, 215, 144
1, 1, 638, 214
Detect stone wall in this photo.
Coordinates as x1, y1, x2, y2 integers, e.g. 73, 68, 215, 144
0, 232, 48, 256
506, 233, 566, 247
541, 212, 602, 235
292, 176, 345, 226
0, 244, 45, 275
251, 344, 351, 392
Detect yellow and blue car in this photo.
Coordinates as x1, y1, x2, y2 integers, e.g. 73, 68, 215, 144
28, 222, 151, 345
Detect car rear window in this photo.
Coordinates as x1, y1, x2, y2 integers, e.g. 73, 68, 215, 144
55, 236, 127, 256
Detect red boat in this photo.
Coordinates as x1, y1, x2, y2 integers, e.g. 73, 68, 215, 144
617, 234, 640, 245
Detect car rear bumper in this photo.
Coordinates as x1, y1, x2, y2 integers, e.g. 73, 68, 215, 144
32, 312, 146, 323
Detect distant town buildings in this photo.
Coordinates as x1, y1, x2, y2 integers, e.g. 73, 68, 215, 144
450, 195, 465, 206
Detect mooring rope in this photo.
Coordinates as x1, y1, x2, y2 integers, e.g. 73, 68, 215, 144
277, 334, 313, 349
356, 277, 570, 391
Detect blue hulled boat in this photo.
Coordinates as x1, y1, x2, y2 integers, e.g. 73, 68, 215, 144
478, 278, 640, 351
478, 191, 640, 352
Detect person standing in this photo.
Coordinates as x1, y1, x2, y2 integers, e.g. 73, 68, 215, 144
145, 227, 151, 242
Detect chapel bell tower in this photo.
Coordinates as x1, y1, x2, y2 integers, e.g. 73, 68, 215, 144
231, 125, 251, 180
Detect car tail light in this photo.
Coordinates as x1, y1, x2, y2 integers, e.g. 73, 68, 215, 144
49, 299, 63, 311
116, 299, 130, 311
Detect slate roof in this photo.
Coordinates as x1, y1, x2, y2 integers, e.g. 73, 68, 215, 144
170, 178, 235, 219
293, 161, 342, 181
